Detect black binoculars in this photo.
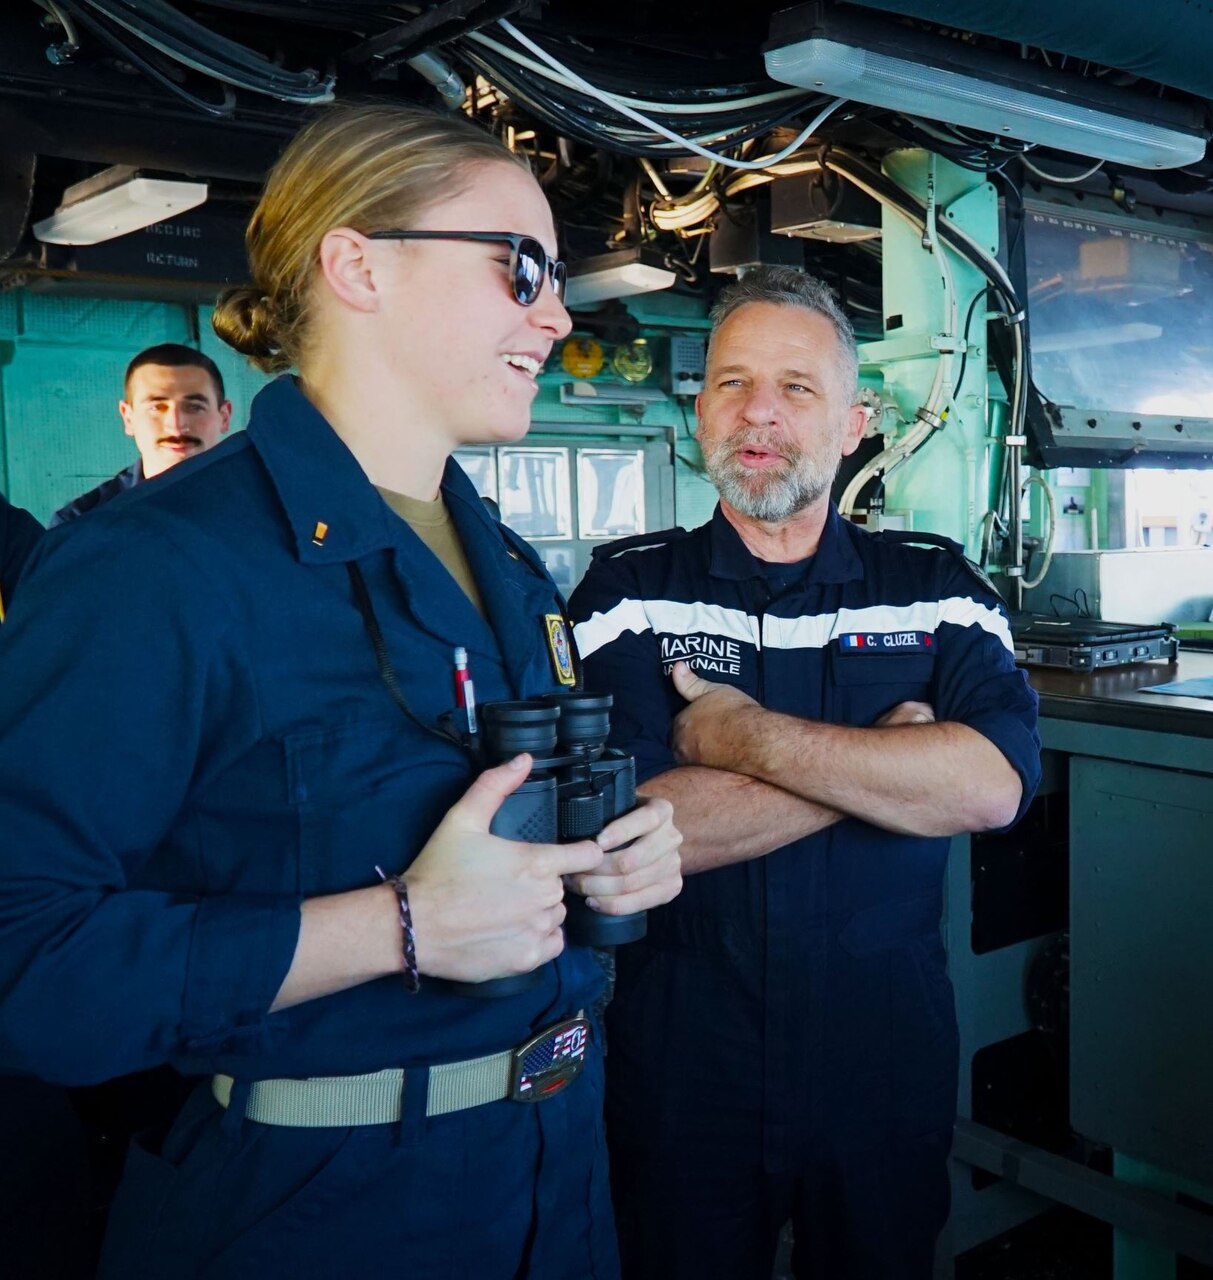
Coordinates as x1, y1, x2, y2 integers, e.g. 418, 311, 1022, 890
449, 690, 645, 999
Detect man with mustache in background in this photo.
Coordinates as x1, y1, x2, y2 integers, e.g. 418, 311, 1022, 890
51, 343, 231, 526
569, 266, 1040, 1280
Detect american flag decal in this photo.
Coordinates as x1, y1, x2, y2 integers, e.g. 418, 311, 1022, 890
512, 1017, 590, 1100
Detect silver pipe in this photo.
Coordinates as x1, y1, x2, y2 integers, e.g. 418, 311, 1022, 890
1005, 433, 1027, 611
406, 52, 466, 112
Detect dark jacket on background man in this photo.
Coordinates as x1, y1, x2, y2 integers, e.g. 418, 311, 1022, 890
49, 461, 142, 528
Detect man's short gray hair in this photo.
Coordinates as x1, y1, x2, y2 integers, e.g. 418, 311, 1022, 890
708, 266, 859, 402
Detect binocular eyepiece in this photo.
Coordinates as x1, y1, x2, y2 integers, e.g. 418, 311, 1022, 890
448, 690, 645, 1000
481, 691, 613, 760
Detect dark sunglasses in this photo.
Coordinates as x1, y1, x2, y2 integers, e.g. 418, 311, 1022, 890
366, 230, 567, 307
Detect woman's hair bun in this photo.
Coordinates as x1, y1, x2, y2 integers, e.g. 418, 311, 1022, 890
212, 286, 289, 373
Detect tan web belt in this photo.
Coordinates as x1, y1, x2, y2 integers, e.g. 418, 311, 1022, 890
212, 1013, 589, 1127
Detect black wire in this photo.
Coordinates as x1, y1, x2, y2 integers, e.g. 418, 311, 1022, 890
1049, 589, 1092, 618
463, 43, 828, 158
63, 1, 236, 117
884, 117, 998, 173
88, 0, 331, 94
493, 21, 773, 101
463, 55, 657, 154
346, 562, 476, 758
674, 399, 705, 472
994, 168, 1027, 286
953, 287, 989, 395
186, 0, 391, 26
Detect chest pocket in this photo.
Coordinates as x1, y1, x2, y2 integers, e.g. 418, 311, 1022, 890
285, 716, 470, 896
830, 651, 935, 726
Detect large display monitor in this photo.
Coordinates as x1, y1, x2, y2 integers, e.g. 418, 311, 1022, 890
1021, 191, 1213, 467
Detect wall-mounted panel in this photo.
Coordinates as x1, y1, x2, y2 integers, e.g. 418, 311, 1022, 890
1070, 756, 1213, 1186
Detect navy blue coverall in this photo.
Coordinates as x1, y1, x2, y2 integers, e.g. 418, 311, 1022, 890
569, 505, 1041, 1280
0, 377, 616, 1280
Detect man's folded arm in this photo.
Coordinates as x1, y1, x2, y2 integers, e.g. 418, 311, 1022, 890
639, 766, 842, 874
670, 664, 1024, 839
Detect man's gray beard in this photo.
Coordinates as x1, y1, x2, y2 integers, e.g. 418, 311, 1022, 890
703, 440, 837, 522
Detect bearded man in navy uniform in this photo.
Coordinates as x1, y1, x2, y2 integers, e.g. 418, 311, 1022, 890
569, 266, 1040, 1280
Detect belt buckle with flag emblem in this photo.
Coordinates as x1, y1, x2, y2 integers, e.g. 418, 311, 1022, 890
510, 1017, 590, 1101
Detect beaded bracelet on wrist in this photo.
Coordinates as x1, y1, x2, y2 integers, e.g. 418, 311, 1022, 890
375, 865, 420, 994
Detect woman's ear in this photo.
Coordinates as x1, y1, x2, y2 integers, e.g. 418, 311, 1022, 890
317, 227, 381, 314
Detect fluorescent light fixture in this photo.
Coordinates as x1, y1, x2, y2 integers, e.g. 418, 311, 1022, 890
564, 249, 678, 308
764, 4, 1207, 170
34, 165, 208, 246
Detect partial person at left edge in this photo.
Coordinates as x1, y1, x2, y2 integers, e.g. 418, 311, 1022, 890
0, 489, 42, 619
49, 343, 232, 527
1, 493, 95, 1280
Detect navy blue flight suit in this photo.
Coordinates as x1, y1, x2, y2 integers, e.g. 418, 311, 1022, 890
0, 377, 617, 1280
569, 505, 1041, 1280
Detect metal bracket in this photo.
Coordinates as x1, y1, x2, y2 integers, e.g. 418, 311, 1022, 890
941, 182, 1000, 257
859, 330, 965, 366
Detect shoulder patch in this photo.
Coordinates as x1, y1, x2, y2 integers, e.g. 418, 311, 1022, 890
873, 530, 1005, 603
590, 527, 690, 562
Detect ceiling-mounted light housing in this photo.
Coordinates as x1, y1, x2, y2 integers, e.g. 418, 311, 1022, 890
564, 249, 678, 308
764, 3, 1207, 170
33, 165, 208, 246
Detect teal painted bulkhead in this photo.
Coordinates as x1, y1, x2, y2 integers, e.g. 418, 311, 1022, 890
0, 295, 270, 524
0, 289, 719, 533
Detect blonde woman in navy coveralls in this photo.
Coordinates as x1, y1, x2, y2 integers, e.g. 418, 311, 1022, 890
0, 105, 682, 1279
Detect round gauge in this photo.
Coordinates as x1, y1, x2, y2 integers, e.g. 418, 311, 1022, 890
560, 338, 605, 379
612, 339, 653, 384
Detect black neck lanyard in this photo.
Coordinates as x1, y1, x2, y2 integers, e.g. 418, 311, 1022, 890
345, 561, 474, 757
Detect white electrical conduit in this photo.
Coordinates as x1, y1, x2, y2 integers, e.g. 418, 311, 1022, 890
1019, 473, 1057, 589
1021, 157, 1105, 185
839, 160, 958, 518
639, 157, 672, 200
920, 156, 960, 396
467, 30, 812, 115
497, 19, 848, 171
838, 419, 936, 516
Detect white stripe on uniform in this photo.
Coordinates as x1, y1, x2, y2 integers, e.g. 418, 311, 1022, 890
573, 595, 1012, 658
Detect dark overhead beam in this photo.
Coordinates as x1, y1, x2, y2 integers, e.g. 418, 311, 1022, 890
0, 100, 296, 182
344, 0, 531, 72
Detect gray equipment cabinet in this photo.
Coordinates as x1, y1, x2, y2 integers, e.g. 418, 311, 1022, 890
940, 652, 1213, 1278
